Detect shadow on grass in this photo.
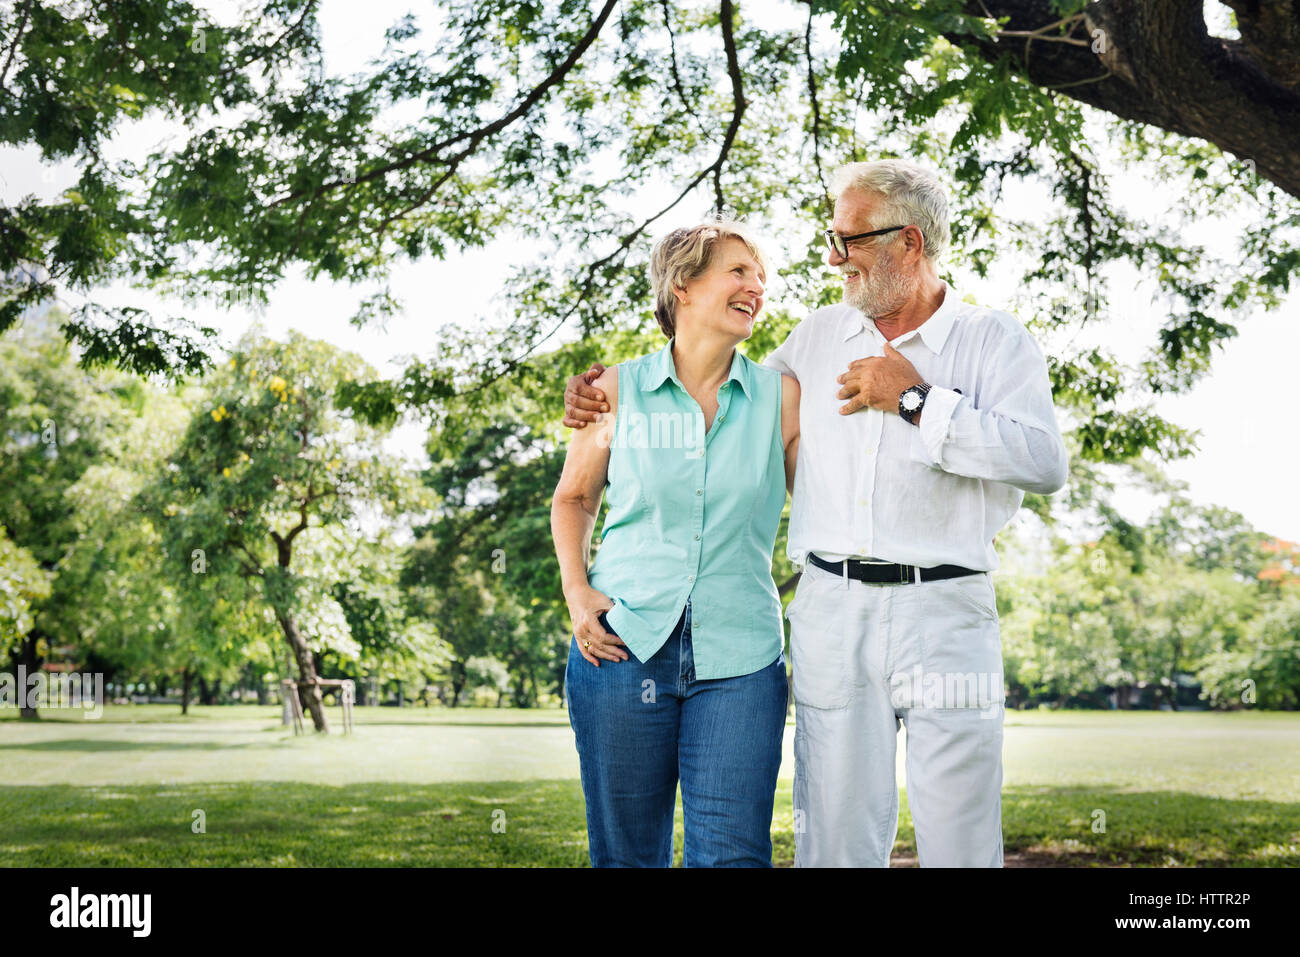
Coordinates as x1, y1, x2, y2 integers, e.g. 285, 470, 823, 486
0, 782, 1294, 867
0, 738, 271, 753
342, 721, 573, 729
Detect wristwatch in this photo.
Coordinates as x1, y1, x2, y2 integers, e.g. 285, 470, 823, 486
898, 383, 931, 424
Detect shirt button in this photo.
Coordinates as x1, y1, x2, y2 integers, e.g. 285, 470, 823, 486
696, 488, 703, 495
688, 575, 695, 583
859, 498, 867, 506
694, 533, 701, 541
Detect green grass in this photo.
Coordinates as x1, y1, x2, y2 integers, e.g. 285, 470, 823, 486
1, 705, 1297, 866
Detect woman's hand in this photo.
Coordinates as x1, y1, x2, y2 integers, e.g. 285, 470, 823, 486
566, 586, 628, 667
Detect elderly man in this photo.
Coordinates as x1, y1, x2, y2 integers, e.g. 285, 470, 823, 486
562, 159, 1068, 867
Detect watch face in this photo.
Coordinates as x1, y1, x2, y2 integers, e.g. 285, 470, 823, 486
902, 390, 922, 411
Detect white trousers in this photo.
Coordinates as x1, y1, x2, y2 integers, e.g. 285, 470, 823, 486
788, 560, 1005, 867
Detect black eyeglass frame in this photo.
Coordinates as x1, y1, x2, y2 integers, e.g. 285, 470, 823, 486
823, 225, 905, 258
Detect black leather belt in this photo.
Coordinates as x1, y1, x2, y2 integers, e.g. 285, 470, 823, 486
807, 552, 981, 584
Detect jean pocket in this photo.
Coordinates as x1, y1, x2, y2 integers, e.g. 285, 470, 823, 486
597, 609, 619, 638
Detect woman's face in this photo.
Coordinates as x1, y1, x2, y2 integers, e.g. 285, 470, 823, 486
675, 237, 766, 338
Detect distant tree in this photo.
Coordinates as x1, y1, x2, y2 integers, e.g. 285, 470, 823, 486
1198, 590, 1300, 710
141, 329, 420, 731
0, 524, 51, 715
0, 310, 145, 716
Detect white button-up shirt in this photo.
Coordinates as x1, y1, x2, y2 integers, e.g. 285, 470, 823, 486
763, 282, 1068, 571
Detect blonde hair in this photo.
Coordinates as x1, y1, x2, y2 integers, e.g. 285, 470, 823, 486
830, 159, 950, 262
648, 219, 771, 338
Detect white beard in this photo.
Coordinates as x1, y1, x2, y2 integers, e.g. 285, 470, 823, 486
845, 249, 916, 319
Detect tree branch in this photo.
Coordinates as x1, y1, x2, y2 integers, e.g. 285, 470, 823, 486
712, 0, 746, 213
0, 0, 33, 89
271, 0, 619, 208
958, 0, 1300, 197
804, 6, 831, 216
661, 0, 706, 134
99, 0, 174, 100
217, 0, 321, 82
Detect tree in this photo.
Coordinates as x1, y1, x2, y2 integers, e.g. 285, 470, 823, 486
1198, 590, 1300, 710
2, 1, 1296, 468
141, 329, 419, 731
0, 524, 51, 716
0, 308, 149, 716
911, 0, 1300, 197
41, 342, 273, 715
1125, 557, 1257, 709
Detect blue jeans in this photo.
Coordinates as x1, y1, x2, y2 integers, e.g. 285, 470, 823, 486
564, 599, 788, 867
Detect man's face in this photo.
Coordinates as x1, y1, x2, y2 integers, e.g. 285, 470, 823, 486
828, 188, 916, 319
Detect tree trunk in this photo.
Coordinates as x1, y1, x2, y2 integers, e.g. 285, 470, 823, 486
15, 631, 41, 720
181, 667, 193, 715
450, 667, 466, 708
276, 610, 329, 733
960, 0, 1300, 198
200, 676, 221, 706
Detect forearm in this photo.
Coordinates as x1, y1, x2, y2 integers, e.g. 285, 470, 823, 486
913, 387, 1068, 493
551, 497, 599, 597
784, 435, 799, 495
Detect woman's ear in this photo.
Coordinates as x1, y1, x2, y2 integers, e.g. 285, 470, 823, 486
672, 283, 688, 306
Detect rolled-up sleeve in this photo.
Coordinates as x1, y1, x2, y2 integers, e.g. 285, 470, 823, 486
912, 328, 1068, 494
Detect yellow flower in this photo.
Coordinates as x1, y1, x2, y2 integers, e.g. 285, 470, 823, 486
222, 467, 231, 477
211, 405, 228, 422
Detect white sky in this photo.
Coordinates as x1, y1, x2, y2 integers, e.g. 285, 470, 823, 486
1, 0, 1296, 541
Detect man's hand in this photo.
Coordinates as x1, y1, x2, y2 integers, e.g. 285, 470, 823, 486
563, 362, 609, 429
837, 343, 923, 417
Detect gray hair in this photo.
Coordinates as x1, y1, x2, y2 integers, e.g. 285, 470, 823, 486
829, 159, 950, 262
648, 219, 771, 338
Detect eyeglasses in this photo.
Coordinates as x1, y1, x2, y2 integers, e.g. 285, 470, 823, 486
823, 225, 905, 259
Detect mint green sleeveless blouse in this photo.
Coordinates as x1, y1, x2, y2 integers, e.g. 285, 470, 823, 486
586, 338, 787, 679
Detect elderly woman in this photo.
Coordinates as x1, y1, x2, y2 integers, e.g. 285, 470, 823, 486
550, 220, 800, 867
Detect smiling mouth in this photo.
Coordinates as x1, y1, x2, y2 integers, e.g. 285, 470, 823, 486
729, 302, 755, 316
841, 268, 861, 282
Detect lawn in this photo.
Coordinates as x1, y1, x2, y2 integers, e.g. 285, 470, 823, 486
1, 705, 1296, 866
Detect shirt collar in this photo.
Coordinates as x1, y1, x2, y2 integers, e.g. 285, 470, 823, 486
842, 280, 961, 355
642, 337, 753, 399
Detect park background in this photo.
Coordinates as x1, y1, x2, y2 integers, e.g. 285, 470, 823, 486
1, 0, 1299, 866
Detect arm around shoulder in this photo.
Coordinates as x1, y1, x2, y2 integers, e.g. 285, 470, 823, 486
781, 373, 800, 494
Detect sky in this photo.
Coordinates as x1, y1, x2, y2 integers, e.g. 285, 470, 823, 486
2, 0, 1296, 542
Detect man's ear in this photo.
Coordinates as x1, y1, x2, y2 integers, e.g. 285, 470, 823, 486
902, 226, 925, 263
672, 283, 688, 306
